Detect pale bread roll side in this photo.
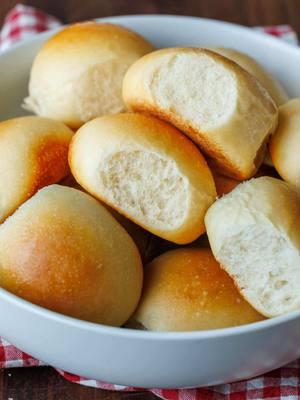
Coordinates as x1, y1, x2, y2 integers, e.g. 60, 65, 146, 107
134, 248, 264, 331
123, 47, 278, 180
205, 176, 300, 318
24, 22, 154, 128
209, 48, 288, 106
0, 116, 73, 223
0, 185, 143, 326
210, 48, 289, 168
69, 113, 217, 244
270, 99, 300, 189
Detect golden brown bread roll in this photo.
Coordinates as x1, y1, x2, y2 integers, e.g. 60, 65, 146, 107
60, 174, 152, 261
0, 116, 73, 223
205, 176, 300, 318
270, 99, 300, 189
0, 185, 143, 326
123, 47, 278, 180
69, 113, 217, 244
209, 48, 289, 106
23, 22, 154, 128
134, 248, 264, 331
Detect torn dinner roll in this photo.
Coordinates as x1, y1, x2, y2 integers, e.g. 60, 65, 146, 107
69, 113, 217, 244
123, 47, 278, 180
209, 48, 288, 106
205, 176, 300, 318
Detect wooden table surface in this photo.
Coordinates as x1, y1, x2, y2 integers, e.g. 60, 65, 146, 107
0, 0, 299, 399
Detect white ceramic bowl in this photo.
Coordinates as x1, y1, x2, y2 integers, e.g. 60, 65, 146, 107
1, 15, 300, 389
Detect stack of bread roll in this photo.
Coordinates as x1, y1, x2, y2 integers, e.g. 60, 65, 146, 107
1, 21, 299, 331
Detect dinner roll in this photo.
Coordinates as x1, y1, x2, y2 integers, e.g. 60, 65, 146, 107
270, 99, 300, 189
69, 113, 216, 244
0, 116, 73, 223
134, 248, 263, 331
23, 22, 154, 128
123, 47, 278, 180
60, 174, 152, 261
209, 48, 289, 106
0, 185, 143, 326
205, 176, 300, 318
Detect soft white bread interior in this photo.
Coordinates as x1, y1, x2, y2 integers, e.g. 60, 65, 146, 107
60, 174, 152, 261
23, 22, 154, 128
134, 248, 264, 331
69, 113, 217, 244
270, 99, 300, 189
0, 185, 143, 326
0, 116, 73, 223
209, 48, 289, 106
205, 176, 300, 317
123, 47, 278, 180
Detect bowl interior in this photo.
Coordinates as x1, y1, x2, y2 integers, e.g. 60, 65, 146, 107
1, 15, 300, 338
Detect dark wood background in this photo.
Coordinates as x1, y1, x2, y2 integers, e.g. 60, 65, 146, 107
0, 0, 299, 399
2, 0, 300, 36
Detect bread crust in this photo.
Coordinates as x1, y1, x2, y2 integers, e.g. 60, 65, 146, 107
0, 116, 73, 222
134, 248, 264, 331
0, 185, 143, 326
270, 99, 300, 189
24, 22, 154, 128
209, 47, 289, 106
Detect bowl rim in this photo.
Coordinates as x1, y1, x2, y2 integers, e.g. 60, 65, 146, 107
2, 284, 300, 340
1, 14, 299, 59
1, 13, 300, 341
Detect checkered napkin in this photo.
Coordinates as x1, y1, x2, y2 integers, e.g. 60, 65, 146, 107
0, 4, 299, 400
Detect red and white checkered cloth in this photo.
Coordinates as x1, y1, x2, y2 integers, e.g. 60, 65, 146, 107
0, 4, 299, 400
